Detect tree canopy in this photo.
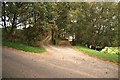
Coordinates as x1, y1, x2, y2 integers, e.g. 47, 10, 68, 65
1, 2, 119, 48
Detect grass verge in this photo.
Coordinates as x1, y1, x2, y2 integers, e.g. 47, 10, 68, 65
2, 41, 46, 53
74, 46, 119, 63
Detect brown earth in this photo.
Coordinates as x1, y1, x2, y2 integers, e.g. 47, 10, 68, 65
2, 46, 118, 78
58, 40, 72, 47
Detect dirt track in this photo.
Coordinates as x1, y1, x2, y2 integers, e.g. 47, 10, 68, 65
2, 46, 118, 78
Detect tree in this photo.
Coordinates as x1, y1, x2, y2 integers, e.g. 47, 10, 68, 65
2, 2, 29, 35
2, 2, 118, 47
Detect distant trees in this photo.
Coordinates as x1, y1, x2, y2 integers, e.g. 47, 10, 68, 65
1, 2, 118, 48
118, 2, 120, 47
66, 2, 118, 49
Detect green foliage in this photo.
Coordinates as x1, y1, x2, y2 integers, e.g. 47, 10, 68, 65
1, 2, 118, 46
74, 46, 119, 63
2, 41, 46, 53
101, 47, 119, 54
23, 26, 46, 46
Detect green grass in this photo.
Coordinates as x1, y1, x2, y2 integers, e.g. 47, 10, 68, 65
101, 47, 119, 54
2, 41, 46, 53
74, 46, 119, 63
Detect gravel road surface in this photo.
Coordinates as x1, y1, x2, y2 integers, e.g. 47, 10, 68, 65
2, 46, 118, 78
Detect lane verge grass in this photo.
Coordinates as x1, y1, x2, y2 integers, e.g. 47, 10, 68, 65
74, 46, 119, 63
2, 41, 46, 53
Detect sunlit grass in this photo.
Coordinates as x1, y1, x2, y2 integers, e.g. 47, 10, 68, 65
74, 46, 119, 63
2, 41, 46, 53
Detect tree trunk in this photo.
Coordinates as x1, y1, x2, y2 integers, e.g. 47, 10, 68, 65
10, 13, 17, 35
2, 2, 7, 33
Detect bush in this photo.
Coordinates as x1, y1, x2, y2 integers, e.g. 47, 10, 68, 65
101, 47, 119, 54
23, 26, 47, 47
